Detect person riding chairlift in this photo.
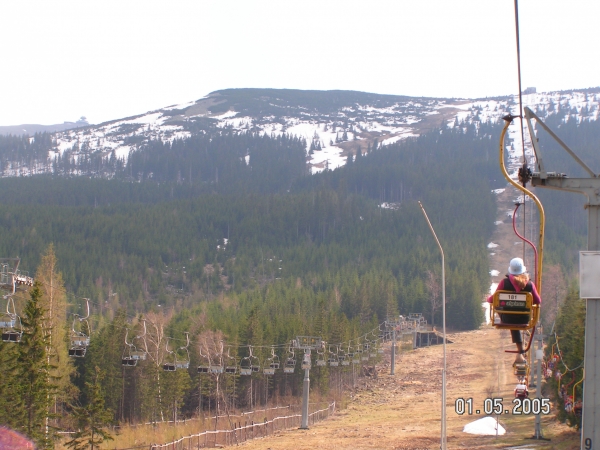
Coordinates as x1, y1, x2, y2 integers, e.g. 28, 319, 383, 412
487, 257, 541, 364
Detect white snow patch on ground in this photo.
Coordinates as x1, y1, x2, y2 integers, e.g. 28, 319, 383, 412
381, 129, 418, 145
379, 202, 401, 210
381, 135, 404, 145
492, 188, 505, 194
490, 270, 500, 276
487, 242, 499, 248
495, 221, 503, 225
163, 100, 195, 110
482, 301, 490, 324
463, 416, 505, 435
310, 145, 346, 174
121, 112, 164, 125
212, 110, 238, 120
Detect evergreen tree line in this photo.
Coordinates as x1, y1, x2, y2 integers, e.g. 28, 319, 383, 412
0, 121, 501, 330
0, 131, 309, 195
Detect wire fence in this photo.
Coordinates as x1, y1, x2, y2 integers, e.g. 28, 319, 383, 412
109, 405, 294, 431
146, 401, 335, 449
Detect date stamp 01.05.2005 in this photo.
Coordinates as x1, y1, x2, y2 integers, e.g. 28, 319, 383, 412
454, 397, 551, 416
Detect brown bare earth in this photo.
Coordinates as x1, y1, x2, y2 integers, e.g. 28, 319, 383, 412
236, 328, 579, 450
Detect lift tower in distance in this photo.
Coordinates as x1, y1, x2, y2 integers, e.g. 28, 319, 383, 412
523, 106, 599, 449
294, 336, 323, 429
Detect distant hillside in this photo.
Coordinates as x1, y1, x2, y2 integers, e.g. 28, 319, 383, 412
0, 117, 89, 136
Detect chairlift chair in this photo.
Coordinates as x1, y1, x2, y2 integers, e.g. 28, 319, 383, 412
225, 347, 237, 374
339, 350, 350, 366
208, 339, 224, 374
176, 333, 191, 369
328, 345, 339, 366
14, 270, 33, 287
514, 383, 528, 399
349, 346, 360, 364
316, 344, 326, 367
283, 346, 296, 373
122, 324, 147, 367
264, 348, 279, 374
69, 300, 91, 358
284, 357, 296, 373
122, 348, 144, 367
240, 356, 252, 376
2, 329, 21, 343
163, 362, 176, 372
514, 362, 528, 378
361, 343, 369, 361
1, 296, 22, 343
210, 364, 224, 374
164, 333, 190, 371
197, 339, 212, 374
490, 289, 539, 354
490, 291, 537, 330
247, 346, 261, 373
0, 264, 9, 287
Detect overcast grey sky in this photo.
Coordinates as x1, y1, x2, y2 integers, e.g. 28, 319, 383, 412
1, 0, 598, 126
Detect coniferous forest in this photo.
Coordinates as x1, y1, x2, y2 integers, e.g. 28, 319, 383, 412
0, 108, 596, 444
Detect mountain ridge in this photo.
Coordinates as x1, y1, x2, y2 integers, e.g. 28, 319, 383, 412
1, 87, 599, 177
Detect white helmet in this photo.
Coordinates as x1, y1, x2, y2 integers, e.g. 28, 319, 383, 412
508, 257, 526, 275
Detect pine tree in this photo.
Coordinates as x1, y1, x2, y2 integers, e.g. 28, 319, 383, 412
65, 367, 113, 450
14, 283, 58, 449
36, 245, 75, 425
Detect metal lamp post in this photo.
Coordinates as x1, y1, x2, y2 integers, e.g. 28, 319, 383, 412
418, 201, 447, 450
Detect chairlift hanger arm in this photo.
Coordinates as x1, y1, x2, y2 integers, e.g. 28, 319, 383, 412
523, 107, 545, 174
81, 298, 90, 320
524, 107, 597, 178
499, 115, 546, 290
532, 177, 600, 206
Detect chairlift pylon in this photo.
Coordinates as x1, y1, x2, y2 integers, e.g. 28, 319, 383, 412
301, 349, 311, 370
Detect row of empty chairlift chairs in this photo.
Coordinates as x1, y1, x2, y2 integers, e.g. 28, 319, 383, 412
120, 333, 385, 375
0, 261, 34, 344
195, 338, 384, 376
0, 260, 92, 357
2, 265, 387, 373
